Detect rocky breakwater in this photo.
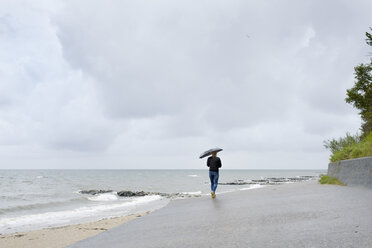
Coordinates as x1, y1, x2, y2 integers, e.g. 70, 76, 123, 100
219, 176, 317, 186
79, 190, 113, 195
79, 190, 201, 199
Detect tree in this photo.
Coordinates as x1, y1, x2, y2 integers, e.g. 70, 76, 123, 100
367, 28, 372, 48
345, 28, 372, 137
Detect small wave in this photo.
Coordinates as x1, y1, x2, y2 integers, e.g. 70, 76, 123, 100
188, 175, 200, 178
87, 192, 118, 202
239, 184, 265, 191
210, 185, 265, 195
0, 195, 164, 233
0, 198, 85, 214
216, 189, 237, 195
180, 191, 202, 196
0, 195, 24, 201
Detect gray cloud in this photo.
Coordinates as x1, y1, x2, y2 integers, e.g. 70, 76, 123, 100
0, 0, 370, 168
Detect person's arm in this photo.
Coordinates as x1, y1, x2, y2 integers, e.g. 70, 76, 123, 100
207, 157, 211, 167
218, 158, 222, 168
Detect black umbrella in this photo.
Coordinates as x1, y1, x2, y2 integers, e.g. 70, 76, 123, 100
199, 147, 223, 159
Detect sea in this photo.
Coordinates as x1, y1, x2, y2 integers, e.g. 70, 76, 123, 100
0, 169, 325, 234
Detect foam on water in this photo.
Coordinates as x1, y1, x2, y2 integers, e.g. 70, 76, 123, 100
87, 192, 119, 202
239, 184, 265, 191
181, 191, 202, 196
0, 195, 164, 234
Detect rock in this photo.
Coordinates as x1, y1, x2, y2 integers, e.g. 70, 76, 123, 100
117, 191, 144, 197
218, 176, 317, 186
135, 191, 148, 196
116, 190, 201, 198
116, 190, 164, 197
219, 181, 251, 185
79, 189, 113, 195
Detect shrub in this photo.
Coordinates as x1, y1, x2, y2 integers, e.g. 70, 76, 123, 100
323, 132, 360, 155
319, 175, 346, 186
329, 132, 372, 162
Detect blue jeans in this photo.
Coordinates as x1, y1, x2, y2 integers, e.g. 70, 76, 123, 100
209, 171, 219, 192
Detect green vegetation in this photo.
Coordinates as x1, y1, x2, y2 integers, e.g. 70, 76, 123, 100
319, 175, 346, 185
324, 28, 372, 161
324, 132, 361, 155
328, 132, 372, 162
318, 175, 346, 186
345, 27, 372, 138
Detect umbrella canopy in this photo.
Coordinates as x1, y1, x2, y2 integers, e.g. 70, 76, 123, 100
199, 147, 223, 159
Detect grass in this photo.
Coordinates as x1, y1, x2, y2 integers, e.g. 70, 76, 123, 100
330, 132, 372, 162
319, 175, 346, 186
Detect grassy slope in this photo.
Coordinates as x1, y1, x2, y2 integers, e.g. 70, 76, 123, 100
331, 132, 372, 162
319, 175, 346, 186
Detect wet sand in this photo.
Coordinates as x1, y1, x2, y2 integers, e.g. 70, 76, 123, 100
0, 212, 149, 248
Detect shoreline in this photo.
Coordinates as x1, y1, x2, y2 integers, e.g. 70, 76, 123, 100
0, 212, 149, 248
69, 181, 372, 248
0, 179, 320, 248
0, 176, 324, 248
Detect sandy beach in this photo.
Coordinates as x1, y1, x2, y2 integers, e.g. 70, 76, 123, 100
69, 180, 372, 248
0, 212, 149, 248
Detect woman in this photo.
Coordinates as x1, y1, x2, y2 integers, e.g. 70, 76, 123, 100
207, 151, 222, 198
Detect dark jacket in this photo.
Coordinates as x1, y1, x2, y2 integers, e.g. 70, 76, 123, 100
207, 156, 222, 172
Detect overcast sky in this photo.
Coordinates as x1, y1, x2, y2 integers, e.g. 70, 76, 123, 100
0, 0, 371, 169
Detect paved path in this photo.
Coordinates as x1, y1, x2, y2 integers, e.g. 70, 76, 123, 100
69, 181, 372, 248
